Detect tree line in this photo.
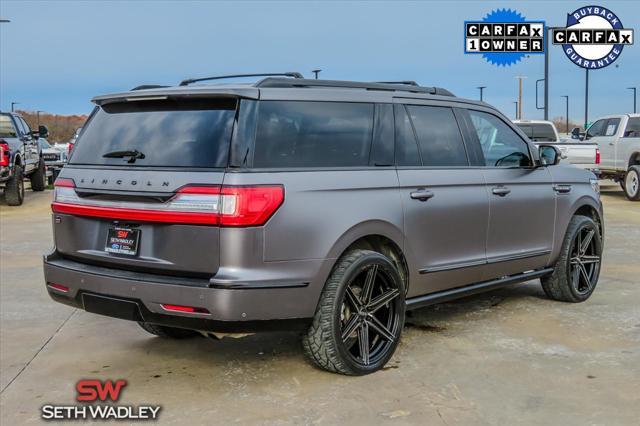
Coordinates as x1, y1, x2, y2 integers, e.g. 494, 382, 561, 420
17, 110, 88, 143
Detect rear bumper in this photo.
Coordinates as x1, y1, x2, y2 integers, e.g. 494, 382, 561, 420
43, 254, 320, 332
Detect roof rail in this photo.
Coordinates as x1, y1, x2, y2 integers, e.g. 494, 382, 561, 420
255, 78, 455, 97
374, 80, 419, 86
131, 84, 170, 91
179, 72, 304, 87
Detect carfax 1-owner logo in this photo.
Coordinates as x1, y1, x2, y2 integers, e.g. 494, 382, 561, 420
464, 8, 545, 66
553, 5, 634, 69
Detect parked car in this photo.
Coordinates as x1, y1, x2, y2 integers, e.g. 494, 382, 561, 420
514, 120, 600, 174
39, 138, 67, 184
0, 112, 48, 205
582, 114, 640, 200
44, 74, 604, 375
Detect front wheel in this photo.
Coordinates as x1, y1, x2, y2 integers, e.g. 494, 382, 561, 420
30, 160, 46, 191
302, 249, 405, 375
541, 215, 602, 303
622, 165, 640, 201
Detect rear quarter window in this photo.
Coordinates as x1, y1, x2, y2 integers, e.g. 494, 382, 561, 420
69, 98, 236, 168
252, 101, 374, 168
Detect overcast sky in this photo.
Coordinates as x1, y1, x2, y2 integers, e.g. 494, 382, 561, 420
1, 0, 638, 124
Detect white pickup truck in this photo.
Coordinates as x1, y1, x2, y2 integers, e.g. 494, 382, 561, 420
513, 120, 600, 173
583, 114, 640, 201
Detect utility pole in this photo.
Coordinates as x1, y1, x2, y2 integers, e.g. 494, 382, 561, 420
11, 102, 19, 112
513, 101, 519, 120
477, 86, 486, 101
37, 110, 44, 128
628, 87, 637, 113
584, 69, 590, 129
561, 96, 569, 134
515, 76, 526, 120
311, 69, 322, 80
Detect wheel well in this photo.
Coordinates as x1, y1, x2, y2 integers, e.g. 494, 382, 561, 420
629, 152, 640, 167
342, 235, 409, 292
13, 154, 22, 167
574, 205, 602, 236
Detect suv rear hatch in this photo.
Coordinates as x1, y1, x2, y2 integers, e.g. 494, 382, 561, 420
52, 97, 237, 277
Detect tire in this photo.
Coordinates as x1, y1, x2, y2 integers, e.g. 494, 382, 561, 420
622, 165, 640, 201
137, 322, 199, 339
302, 249, 406, 375
541, 215, 602, 303
4, 165, 25, 206
30, 160, 46, 191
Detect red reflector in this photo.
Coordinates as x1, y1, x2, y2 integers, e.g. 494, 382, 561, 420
160, 304, 209, 314
0, 141, 9, 167
595, 148, 600, 165
48, 283, 69, 293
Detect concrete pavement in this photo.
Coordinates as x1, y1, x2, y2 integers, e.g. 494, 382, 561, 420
1, 182, 638, 425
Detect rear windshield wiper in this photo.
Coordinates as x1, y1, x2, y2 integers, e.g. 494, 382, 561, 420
102, 149, 146, 163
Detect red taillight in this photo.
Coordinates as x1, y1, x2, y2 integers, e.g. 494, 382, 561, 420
160, 304, 209, 314
67, 142, 75, 157
51, 181, 284, 227
595, 148, 600, 165
0, 141, 9, 167
47, 283, 69, 293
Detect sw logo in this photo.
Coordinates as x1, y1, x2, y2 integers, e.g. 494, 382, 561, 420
553, 5, 634, 69
76, 379, 127, 402
41, 379, 161, 421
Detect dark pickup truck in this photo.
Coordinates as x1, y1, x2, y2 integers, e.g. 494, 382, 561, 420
0, 112, 48, 205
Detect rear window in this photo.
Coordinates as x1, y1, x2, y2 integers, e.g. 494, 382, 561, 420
515, 123, 557, 142
69, 99, 236, 168
0, 115, 18, 138
253, 101, 374, 168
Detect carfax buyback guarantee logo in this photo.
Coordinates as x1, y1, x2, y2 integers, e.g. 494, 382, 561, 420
553, 5, 634, 69
464, 9, 545, 66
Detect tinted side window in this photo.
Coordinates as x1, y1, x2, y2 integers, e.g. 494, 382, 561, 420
406, 105, 468, 166
394, 104, 420, 166
19, 118, 32, 134
253, 101, 374, 168
586, 119, 606, 138
604, 118, 620, 136
468, 110, 532, 167
624, 117, 640, 137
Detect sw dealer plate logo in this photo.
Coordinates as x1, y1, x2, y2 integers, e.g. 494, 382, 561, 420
464, 8, 545, 66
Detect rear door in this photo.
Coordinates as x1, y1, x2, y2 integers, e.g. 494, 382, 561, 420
395, 101, 489, 297
54, 97, 238, 277
462, 108, 555, 279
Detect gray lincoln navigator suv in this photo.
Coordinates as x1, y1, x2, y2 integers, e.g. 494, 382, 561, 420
44, 73, 603, 375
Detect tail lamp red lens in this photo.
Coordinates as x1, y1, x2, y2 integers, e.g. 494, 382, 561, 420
47, 283, 69, 293
160, 304, 209, 314
0, 141, 9, 167
51, 179, 284, 227
595, 148, 600, 165
67, 142, 75, 157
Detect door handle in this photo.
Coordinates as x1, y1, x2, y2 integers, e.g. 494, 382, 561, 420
609, 142, 614, 146
492, 186, 511, 196
410, 189, 435, 201
553, 184, 572, 194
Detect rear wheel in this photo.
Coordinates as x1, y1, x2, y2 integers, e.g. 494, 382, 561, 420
30, 160, 46, 191
4, 165, 25, 206
622, 165, 640, 201
302, 249, 405, 375
137, 322, 199, 339
541, 215, 602, 302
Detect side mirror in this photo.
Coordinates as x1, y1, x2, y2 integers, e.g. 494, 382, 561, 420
38, 125, 49, 139
571, 127, 581, 138
538, 145, 561, 166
